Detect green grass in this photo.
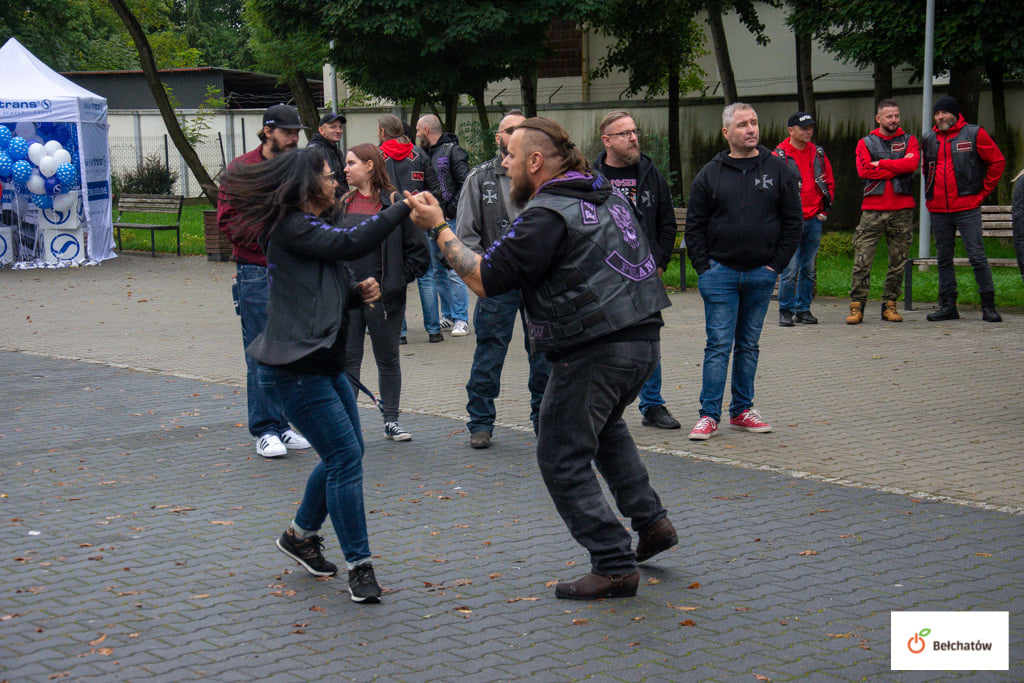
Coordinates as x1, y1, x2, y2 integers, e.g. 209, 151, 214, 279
114, 201, 212, 256
663, 231, 1024, 307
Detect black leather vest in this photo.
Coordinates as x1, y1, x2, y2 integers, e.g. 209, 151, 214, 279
472, 158, 514, 248
773, 145, 831, 212
522, 190, 670, 354
862, 133, 914, 196
923, 125, 983, 198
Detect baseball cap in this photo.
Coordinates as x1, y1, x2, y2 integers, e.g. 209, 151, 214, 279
787, 112, 815, 128
319, 112, 347, 126
262, 104, 306, 130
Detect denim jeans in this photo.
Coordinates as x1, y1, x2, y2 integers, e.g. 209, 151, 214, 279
344, 301, 405, 423
537, 339, 666, 575
778, 216, 822, 313
931, 208, 995, 299
637, 360, 665, 415
418, 227, 469, 325
697, 261, 777, 423
235, 263, 289, 438
466, 290, 550, 435
415, 237, 442, 334
258, 365, 371, 564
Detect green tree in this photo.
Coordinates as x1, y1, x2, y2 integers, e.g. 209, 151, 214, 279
587, 0, 707, 203
703, 0, 780, 104
169, 0, 256, 70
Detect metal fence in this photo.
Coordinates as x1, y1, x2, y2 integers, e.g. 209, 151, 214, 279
108, 134, 228, 199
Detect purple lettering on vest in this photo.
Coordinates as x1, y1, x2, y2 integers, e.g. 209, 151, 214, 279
529, 320, 554, 340
580, 200, 599, 225
605, 251, 656, 281
609, 202, 640, 248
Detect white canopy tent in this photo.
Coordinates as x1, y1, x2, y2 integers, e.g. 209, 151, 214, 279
0, 37, 114, 261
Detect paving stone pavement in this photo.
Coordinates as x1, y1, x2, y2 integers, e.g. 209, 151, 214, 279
1, 254, 1022, 680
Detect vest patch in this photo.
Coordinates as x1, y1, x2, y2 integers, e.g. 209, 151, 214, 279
891, 142, 906, 154
580, 200, 599, 225
412, 171, 424, 181
528, 320, 554, 340
955, 141, 973, 153
605, 251, 656, 282
609, 203, 640, 248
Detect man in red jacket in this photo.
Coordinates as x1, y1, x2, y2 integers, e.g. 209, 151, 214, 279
922, 95, 1006, 322
217, 104, 311, 458
846, 98, 919, 324
774, 112, 834, 326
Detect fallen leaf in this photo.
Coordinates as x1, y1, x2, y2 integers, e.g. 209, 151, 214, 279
646, 577, 661, 585
210, 521, 234, 526
571, 618, 588, 625
48, 673, 70, 679
488, 573, 503, 579
975, 552, 993, 557
631, 616, 644, 622
454, 607, 472, 614
667, 603, 699, 611
89, 634, 107, 645
310, 606, 326, 612
679, 619, 695, 626
735, 606, 751, 612
189, 594, 210, 599
545, 580, 558, 588
687, 582, 701, 589
826, 633, 856, 638
798, 550, 818, 556
754, 675, 771, 681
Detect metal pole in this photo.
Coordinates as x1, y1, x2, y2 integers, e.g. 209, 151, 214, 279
918, 0, 935, 259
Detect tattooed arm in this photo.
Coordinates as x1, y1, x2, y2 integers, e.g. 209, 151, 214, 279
405, 191, 487, 296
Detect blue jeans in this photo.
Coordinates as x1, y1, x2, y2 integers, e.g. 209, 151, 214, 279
466, 290, 550, 435
258, 365, 371, 565
931, 208, 995, 299
537, 340, 666, 575
418, 228, 469, 326
697, 261, 777, 423
637, 360, 665, 415
235, 263, 289, 438
778, 216, 821, 313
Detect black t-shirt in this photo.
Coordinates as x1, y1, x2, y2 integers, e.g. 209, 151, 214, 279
601, 163, 640, 206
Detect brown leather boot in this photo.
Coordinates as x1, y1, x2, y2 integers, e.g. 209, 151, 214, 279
555, 572, 639, 600
846, 301, 863, 325
881, 300, 903, 322
636, 517, 679, 563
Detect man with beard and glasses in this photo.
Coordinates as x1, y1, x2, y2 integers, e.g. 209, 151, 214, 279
592, 110, 680, 431
846, 99, 918, 325
408, 117, 678, 600
922, 95, 1006, 323
217, 104, 311, 458
455, 109, 550, 449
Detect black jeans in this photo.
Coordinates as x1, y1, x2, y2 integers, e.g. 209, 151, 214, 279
536, 339, 667, 575
344, 302, 405, 423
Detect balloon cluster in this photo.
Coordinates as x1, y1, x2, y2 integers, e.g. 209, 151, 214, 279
0, 122, 79, 212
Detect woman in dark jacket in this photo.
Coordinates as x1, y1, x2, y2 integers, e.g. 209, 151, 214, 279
221, 146, 420, 604
341, 143, 429, 441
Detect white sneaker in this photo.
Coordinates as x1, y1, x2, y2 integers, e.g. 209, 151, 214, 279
281, 429, 311, 450
439, 317, 454, 331
384, 422, 412, 441
257, 434, 287, 458
452, 320, 469, 337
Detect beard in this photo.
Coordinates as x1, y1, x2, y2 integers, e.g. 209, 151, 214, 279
936, 120, 953, 131
509, 169, 533, 206
270, 138, 297, 155
620, 145, 641, 166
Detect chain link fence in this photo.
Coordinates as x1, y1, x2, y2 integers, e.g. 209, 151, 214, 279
108, 134, 228, 199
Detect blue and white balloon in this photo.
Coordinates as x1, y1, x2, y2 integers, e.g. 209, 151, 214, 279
8, 136, 29, 161
0, 151, 11, 180
0, 126, 11, 150
44, 176, 63, 195
56, 162, 78, 186
12, 159, 32, 184
31, 193, 53, 209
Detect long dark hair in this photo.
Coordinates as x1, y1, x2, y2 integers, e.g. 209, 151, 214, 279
220, 146, 333, 244
341, 143, 395, 205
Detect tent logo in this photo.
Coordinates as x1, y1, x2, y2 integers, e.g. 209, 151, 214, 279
0, 99, 50, 110
908, 628, 930, 654
0, 232, 8, 259
50, 233, 81, 261
43, 207, 74, 226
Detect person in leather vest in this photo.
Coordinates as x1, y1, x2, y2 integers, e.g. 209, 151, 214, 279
921, 95, 1006, 322
846, 98, 919, 325
403, 117, 678, 601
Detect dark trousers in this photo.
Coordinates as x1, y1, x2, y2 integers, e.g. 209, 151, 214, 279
344, 301, 405, 423
931, 208, 995, 299
537, 339, 667, 575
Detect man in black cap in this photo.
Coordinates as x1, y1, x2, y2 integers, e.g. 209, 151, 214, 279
217, 104, 311, 458
309, 112, 349, 195
922, 95, 1006, 322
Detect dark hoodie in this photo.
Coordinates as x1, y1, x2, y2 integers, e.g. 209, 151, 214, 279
685, 145, 802, 274
380, 139, 428, 195
308, 133, 349, 195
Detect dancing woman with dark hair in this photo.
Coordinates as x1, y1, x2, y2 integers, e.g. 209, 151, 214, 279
341, 143, 428, 441
221, 145, 427, 603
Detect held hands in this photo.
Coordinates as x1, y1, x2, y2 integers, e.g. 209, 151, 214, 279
404, 191, 446, 229
357, 277, 381, 304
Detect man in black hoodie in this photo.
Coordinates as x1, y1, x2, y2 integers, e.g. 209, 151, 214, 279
308, 112, 349, 195
406, 117, 678, 601
592, 110, 680, 430
685, 103, 802, 441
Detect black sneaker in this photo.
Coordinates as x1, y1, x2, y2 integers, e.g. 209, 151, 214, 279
641, 405, 681, 429
276, 530, 338, 577
348, 564, 382, 603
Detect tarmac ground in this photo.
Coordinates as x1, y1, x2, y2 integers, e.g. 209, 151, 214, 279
1, 253, 1021, 681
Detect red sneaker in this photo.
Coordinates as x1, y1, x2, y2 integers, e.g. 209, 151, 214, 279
688, 416, 718, 440
729, 409, 772, 433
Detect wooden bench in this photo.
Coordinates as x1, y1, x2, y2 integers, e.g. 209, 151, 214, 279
113, 194, 183, 257
904, 205, 1017, 310
672, 207, 687, 290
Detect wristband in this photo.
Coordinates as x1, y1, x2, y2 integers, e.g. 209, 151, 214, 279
427, 222, 447, 241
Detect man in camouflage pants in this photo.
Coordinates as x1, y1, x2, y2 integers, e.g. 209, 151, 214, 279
847, 99, 919, 324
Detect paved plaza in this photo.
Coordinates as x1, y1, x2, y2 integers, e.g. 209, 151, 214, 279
1, 253, 1022, 681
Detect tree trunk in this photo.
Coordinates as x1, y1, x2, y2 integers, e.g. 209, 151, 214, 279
707, 6, 738, 104
410, 100, 424, 133
471, 84, 495, 158
443, 93, 458, 133
795, 31, 815, 117
872, 61, 893, 105
519, 67, 538, 118
286, 72, 319, 143
667, 65, 683, 205
947, 64, 983, 125
107, 0, 217, 204
985, 61, 1014, 204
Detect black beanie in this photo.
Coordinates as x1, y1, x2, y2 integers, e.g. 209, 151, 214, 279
933, 95, 960, 119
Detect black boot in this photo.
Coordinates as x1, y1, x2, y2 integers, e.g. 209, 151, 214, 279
927, 295, 960, 321
980, 291, 1002, 323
